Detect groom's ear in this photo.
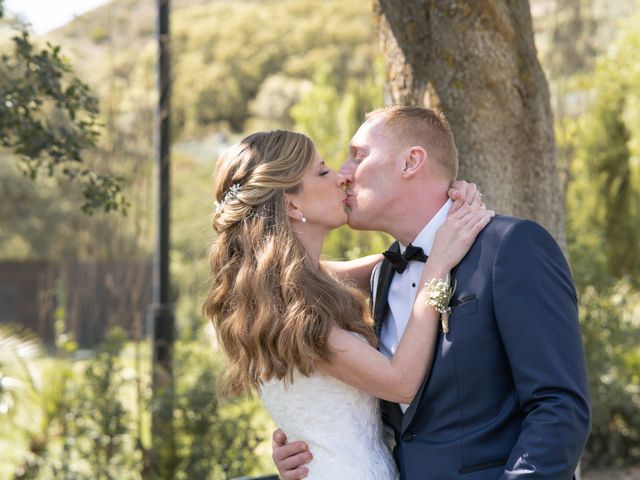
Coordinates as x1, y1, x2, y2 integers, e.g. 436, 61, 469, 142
401, 146, 427, 178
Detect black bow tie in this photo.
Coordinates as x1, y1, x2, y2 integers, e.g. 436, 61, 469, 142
382, 244, 427, 273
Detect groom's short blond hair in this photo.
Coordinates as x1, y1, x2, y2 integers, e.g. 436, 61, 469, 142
366, 106, 459, 181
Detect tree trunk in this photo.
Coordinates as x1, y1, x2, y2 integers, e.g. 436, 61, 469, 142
374, 0, 565, 246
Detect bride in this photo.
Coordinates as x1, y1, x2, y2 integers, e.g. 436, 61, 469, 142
203, 130, 492, 479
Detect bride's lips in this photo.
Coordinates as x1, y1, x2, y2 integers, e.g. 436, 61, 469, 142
344, 192, 354, 206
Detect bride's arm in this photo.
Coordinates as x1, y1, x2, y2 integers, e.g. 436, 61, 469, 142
322, 254, 383, 292
320, 262, 445, 403
319, 205, 493, 404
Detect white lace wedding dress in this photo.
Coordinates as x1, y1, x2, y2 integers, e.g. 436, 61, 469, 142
260, 369, 398, 479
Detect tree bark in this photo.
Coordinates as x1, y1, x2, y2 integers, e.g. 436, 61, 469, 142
374, 0, 565, 246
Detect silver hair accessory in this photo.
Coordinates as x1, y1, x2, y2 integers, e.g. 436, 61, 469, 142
215, 183, 242, 213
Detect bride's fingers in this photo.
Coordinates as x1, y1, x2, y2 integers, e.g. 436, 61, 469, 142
466, 209, 494, 225
436, 207, 493, 248
470, 188, 484, 207
456, 209, 494, 238
449, 200, 484, 219
470, 210, 494, 236
448, 204, 482, 228
282, 465, 309, 480
465, 210, 495, 235
273, 440, 310, 463
449, 181, 478, 203
429, 209, 494, 270
447, 189, 465, 215
278, 451, 313, 480
284, 466, 309, 480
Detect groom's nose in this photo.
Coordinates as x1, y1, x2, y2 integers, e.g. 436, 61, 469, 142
338, 162, 354, 184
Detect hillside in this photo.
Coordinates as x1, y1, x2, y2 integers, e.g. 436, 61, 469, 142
44, 0, 378, 136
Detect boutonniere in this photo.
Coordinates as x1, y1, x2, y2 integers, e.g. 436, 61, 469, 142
424, 276, 457, 333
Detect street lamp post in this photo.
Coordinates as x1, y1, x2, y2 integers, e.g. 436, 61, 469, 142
149, 0, 175, 476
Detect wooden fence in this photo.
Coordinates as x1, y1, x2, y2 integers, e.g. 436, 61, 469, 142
0, 260, 152, 347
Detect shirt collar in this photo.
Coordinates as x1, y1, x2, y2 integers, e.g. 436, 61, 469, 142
399, 199, 452, 256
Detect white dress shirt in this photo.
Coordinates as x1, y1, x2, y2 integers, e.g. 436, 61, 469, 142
375, 199, 452, 412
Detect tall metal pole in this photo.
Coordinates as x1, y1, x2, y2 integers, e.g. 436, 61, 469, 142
149, 0, 175, 476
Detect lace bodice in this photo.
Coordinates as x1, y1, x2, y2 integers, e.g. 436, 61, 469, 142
260, 369, 398, 479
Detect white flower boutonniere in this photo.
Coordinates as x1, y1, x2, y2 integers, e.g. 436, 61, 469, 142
424, 276, 456, 333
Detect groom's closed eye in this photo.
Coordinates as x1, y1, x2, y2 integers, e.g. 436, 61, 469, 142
349, 147, 365, 162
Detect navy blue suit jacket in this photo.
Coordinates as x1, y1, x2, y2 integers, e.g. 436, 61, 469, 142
373, 216, 590, 479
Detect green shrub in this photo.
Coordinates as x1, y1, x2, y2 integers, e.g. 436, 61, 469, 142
4, 328, 268, 479
579, 281, 640, 467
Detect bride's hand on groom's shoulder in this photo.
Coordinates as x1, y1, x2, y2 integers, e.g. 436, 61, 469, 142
272, 428, 312, 479
448, 180, 485, 214
429, 204, 495, 272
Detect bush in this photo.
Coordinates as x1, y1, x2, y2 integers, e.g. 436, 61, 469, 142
4, 328, 269, 479
173, 340, 266, 479
579, 281, 640, 468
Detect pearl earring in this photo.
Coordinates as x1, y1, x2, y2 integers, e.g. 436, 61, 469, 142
301, 215, 307, 224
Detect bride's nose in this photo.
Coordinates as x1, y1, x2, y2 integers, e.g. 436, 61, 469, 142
336, 172, 347, 187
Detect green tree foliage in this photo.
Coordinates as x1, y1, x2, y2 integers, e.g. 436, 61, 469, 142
565, 14, 640, 289
171, 0, 377, 134
560, 9, 640, 467
579, 283, 640, 467
0, 9, 158, 261
247, 74, 312, 131
0, 29, 127, 214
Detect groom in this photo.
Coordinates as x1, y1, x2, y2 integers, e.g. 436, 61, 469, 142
273, 106, 590, 479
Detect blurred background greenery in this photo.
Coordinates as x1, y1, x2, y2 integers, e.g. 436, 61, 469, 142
0, 0, 639, 478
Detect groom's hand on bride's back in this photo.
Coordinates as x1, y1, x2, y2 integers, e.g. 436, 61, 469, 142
272, 428, 312, 479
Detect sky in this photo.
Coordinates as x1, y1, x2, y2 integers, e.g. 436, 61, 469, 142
4, 0, 111, 34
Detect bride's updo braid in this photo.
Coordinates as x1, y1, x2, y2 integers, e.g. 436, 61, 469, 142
203, 130, 376, 396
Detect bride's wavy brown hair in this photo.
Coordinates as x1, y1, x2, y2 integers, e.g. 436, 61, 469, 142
203, 130, 377, 396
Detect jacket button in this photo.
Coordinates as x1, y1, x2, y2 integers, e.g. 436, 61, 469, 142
401, 431, 415, 442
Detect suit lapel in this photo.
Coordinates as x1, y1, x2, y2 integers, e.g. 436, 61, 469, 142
373, 242, 404, 432
373, 241, 398, 337
400, 262, 464, 432
400, 330, 441, 432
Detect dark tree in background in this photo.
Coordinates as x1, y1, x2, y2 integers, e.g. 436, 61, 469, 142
374, 0, 565, 244
0, 3, 126, 215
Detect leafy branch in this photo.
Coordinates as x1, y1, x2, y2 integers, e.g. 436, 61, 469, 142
0, 29, 127, 214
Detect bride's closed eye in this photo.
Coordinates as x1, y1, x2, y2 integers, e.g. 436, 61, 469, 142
319, 170, 330, 176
